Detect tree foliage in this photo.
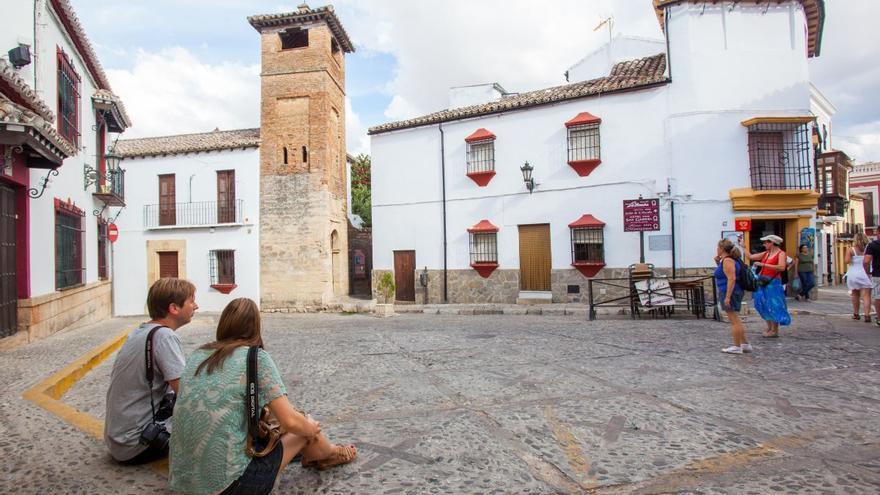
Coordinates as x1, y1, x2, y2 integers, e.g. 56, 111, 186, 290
351, 154, 371, 228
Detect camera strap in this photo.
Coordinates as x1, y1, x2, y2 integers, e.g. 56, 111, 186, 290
144, 325, 165, 423
246, 346, 259, 441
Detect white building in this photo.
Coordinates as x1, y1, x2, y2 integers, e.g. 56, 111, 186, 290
0, 0, 130, 349
368, 0, 827, 304
112, 130, 260, 314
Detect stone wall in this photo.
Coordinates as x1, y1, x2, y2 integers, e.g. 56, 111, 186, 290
258, 21, 350, 310
372, 266, 716, 305
0, 280, 112, 351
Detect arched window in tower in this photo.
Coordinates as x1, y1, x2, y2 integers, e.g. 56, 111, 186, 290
302, 146, 308, 164
279, 28, 308, 49
283, 146, 288, 164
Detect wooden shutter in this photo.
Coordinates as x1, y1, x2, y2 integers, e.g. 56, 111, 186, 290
519, 224, 551, 291
217, 170, 235, 223
158, 251, 178, 278
159, 174, 176, 226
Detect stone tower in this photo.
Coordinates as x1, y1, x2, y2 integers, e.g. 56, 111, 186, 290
249, 4, 354, 309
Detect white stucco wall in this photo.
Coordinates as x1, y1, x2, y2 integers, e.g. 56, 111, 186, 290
112, 148, 261, 315
567, 35, 667, 83
3, 0, 119, 298
371, 1, 820, 278
448, 84, 506, 109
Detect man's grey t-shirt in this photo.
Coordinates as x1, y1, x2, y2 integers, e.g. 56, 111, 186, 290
104, 323, 185, 461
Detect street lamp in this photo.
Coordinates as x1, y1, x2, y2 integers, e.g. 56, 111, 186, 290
520, 161, 535, 194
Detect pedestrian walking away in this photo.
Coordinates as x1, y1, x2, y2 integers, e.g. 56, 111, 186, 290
795, 243, 816, 302
714, 239, 751, 355
846, 233, 872, 322
749, 234, 791, 337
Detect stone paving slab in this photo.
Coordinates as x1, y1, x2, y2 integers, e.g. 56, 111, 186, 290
3, 310, 880, 494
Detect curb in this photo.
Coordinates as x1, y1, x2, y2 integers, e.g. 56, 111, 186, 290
20, 325, 168, 472
396, 306, 593, 316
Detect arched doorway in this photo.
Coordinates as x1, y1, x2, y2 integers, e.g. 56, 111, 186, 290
331, 230, 342, 296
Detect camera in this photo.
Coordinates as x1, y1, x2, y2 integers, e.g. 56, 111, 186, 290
154, 391, 176, 422
139, 422, 170, 451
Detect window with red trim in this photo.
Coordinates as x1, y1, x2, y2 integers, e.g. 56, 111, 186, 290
468, 220, 499, 277
210, 250, 236, 293
566, 112, 602, 176
55, 200, 85, 290
57, 47, 81, 149
571, 227, 604, 263
465, 128, 497, 186
97, 218, 108, 279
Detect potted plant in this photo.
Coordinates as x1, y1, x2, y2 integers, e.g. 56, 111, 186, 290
375, 272, 396, 317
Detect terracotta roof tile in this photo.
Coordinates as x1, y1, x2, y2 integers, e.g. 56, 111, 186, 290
369, 53, 667, 135
114, 128, 260, 158
50, 0, 114, 90
248, 4, 355, 53
0, 60, 55, 122
0, 92, 77, 158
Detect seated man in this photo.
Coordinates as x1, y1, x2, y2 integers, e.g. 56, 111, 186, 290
104, 278, 198, 464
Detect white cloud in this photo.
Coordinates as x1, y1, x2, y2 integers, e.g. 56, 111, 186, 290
338, 0, 663, 120
345, 97, 369, 155
107, 47, 260, 138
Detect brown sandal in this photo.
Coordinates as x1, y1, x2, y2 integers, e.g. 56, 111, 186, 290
303, 444, 357, 471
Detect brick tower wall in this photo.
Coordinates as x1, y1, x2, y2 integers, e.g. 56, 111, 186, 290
258, 22, 349, 308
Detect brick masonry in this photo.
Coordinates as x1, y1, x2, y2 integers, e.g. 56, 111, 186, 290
257, 20, 350, 309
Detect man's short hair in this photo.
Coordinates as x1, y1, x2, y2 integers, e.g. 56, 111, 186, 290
147, 278, 196, 319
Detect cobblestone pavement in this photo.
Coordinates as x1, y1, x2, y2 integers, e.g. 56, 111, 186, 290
2, 309, 879, 494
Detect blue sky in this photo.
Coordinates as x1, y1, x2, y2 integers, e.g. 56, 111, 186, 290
72, 0, 879, 161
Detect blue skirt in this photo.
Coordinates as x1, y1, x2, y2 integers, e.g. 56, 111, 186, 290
753, 277, 791, 325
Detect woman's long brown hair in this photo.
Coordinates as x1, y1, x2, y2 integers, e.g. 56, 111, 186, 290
195, 298, 263, 376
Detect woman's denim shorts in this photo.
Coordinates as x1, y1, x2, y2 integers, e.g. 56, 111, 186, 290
719, 290, 743, 312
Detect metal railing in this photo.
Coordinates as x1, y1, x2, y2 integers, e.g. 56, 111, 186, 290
746, 123, 812, 190
837, 222, 864, 239
587, 275, 718, 321
144, 199, 244, 228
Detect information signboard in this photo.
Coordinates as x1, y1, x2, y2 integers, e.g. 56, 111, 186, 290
623, 198, 660, 232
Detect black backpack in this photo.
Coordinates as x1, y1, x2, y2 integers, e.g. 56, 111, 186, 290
738, 259, 758, 292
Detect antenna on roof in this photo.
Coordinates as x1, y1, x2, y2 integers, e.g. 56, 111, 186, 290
594, 15, 614, 44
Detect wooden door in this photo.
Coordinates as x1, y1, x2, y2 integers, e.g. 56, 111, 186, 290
519, 224, 551, 291
393, 250, 415, 302
0, 184, 16, 338
159, 174, 176, 226
217, 170, 235, 223
158, 251, 179, 278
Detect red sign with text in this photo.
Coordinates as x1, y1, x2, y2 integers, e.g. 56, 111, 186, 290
623, 198, 660, 232
108, 223, 119, 243
735, 218, 752, 232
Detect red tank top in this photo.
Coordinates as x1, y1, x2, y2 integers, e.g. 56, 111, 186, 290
760, 251, 782, 278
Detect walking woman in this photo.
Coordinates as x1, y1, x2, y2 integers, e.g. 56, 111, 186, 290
169, 298, 356, 495
846, 233, 873, 322
749, 234, 791, 338
714, 239, 751, 354
795, 244, 817, 301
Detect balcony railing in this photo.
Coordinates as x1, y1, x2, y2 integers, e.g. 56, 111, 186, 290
837, 222, 864, 239
746, 122, 812, 191
144, 199, 244, 229
93, 167, 125, 206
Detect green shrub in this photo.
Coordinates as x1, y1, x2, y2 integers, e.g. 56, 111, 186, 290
377, 272, 395, 303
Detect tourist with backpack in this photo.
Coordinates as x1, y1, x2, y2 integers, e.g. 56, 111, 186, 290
714, 239, 752, 354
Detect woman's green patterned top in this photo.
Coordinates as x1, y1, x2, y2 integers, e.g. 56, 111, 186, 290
169, 347, 287, 495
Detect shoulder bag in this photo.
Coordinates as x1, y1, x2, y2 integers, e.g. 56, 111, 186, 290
245, 346, 284, 457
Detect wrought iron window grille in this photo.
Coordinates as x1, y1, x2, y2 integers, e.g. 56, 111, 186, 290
567, 123, 601, 163
746, 122, 812, 191
571, 227, 604, 263
469, 232, 498, 264
209, 250, 236, 285
55, 207, 85, 290
466, 140, 495, 174
57, 48, 81, 149
144, 199, 244, 228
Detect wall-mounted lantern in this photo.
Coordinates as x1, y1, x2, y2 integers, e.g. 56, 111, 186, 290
520, 161, 535, 194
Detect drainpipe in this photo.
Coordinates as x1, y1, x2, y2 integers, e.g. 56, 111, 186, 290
671, 199, 676, 279
664, 6, 673, 80
439, 123, 448, 303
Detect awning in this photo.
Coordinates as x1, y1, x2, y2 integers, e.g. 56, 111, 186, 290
740, 116, 815, 127
0, 96, 75, 168
92, 89, 131, 133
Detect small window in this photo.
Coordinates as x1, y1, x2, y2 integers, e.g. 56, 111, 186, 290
571, 226, 604, 263
567, 123, 600, 163
210, 250, 235, 285
97, 219, 108, 279
283, 146, 288, 164
470, 233, 498, 264
467, 141, 494, 174
280, 28, 308, 49
302, 146, 308, 163
57, 47, 81, 148
55, 200, 85, 290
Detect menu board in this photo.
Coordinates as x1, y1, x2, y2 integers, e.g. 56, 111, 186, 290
623, 198, 660, 232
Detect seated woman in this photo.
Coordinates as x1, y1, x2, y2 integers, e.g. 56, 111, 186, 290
169, 298, 356, 495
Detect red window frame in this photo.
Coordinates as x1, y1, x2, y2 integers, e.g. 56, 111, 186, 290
57, 47, 81, 149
